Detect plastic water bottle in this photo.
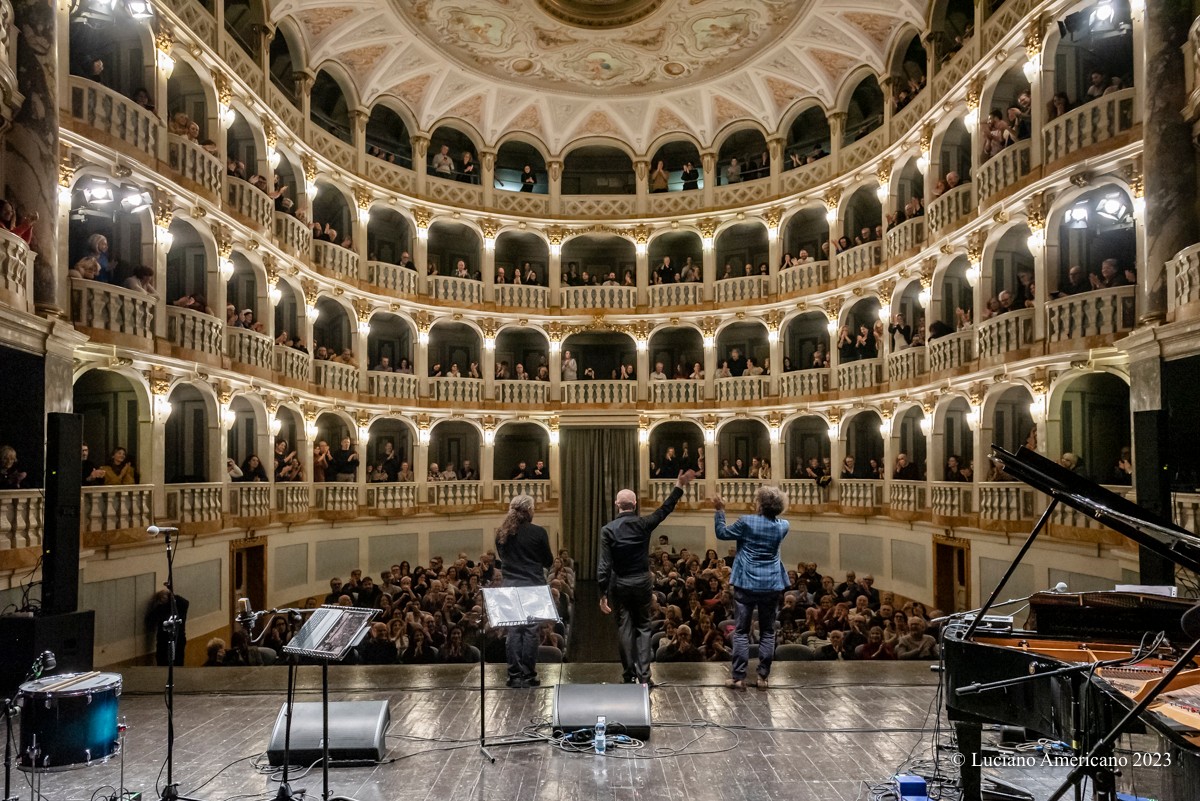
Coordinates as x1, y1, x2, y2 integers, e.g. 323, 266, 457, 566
594, 715, 607, 754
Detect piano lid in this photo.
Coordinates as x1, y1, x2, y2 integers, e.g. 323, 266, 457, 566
991, 445, 1200, 575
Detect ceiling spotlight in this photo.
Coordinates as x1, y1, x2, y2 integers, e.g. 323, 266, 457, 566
125, 0, 154, 19
121, 189, 153, 213
1065, 206, 1089, 229
1095, 194, 1129, 221
83, 182, 114, 204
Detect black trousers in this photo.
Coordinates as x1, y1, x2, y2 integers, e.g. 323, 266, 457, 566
610, 578, 653, 683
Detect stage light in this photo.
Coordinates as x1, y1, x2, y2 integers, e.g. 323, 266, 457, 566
1095, 195, 1129, 222
121, 189, 152, 213
83, 182, 114, 204
127, 0, 154, 18
1066, 205, 1089, 229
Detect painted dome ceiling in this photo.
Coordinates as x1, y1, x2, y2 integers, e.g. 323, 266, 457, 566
270, 0, 926, 151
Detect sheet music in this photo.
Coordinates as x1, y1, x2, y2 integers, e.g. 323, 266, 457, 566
284, 605, 377, 659
482, 586, 561, 627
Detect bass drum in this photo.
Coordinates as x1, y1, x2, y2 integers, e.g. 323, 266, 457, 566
18, 672, 122, 772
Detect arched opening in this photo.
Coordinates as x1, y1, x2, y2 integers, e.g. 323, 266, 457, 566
165, 384, 212, 483
648, 140, 703, 191
74, 370, 146, 484
887, 281, 925, 352
562, 145, 634, 194
367, 419, 413, 482
226, 253, 263, 332
930, 0, 975, 65
648, 232, 702, 284
315, 412, 352, 477
647, 326, 703, 380
561, 332, 635, 381
495, 327, 550, 381
225, 110, 260, 181
68, 178, 150, 286
717, 128, 769, 183
428, 322, 481, 378
890, 32, 928, 112
715, 222, 769, 281
844, 75, 884, 143
717, 420, 770, 479
933, 120, 972, 195
166, 58, 209, 144
1050, 372, 1130, 483
1051, 184, 1135, 294
428, 125, 479, 183
268, 25, 301, 103
982, 64, 1032, 153
891, 160, 924, 226
936, 397, 974, 480
312, 297, 352, 359
496, 141, 548, 193
68, 4, 151, 102
986, 386, 1035, 461
273, 279, 305, 349
495, 231, 549, 286
983, 224, 1034, 317
782, 208, 829, 264
893, 406, 928, 479
428, 221, 482, 279
428, 422, 480, 480
273, 151, 301, 217
649, 422, 703, 478
495, 423, 550, 481
165, 219, 214, 314
785, 106, 831, 168
844, 412, 884, 477
226, 395, 266, 479
224, 0, 265, 59
716, 321, 769, 376
365, 104, 413, 168
1048, 2, 1134, 111
273, 406, 305, 481
312, 181, 353, 248
932, 257, 973, 338
785, 416, 830, 479
843, 185, 883, 246
367, 207, 412, 266
838, 298, 882, 362
311, 70, 353, 144
561, 234, 635, 286
366, 312, 413, 374
783, 312, 831, 372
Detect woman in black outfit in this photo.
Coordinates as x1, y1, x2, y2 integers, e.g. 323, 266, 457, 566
239, 455, 270, 482
494, 494, 554, 688
520, 165, 536, 192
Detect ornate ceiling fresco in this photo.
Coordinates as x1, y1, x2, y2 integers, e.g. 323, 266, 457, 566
270, 0, 926, 151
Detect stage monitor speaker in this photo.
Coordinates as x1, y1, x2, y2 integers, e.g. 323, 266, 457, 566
43, 412, 83, 616
0, 611, 95, 697
266, 700, 390, 766
552, 683, 651, 740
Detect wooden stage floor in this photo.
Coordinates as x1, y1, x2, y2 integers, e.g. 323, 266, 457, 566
13, 663, 1080, 801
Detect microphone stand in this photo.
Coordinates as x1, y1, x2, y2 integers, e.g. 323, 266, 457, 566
3, 692, 16, 801
155, 528, 201, 801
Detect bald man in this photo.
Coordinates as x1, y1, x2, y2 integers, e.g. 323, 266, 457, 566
598, 469, 695, 685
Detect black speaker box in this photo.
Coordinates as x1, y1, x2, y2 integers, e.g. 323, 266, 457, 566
266, 701, 390, 765
0, 611, 95, 696
552, 683, 651, 740
43, 412, 83, 616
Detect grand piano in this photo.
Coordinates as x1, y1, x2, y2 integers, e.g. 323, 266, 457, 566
943, 445, 1200, 801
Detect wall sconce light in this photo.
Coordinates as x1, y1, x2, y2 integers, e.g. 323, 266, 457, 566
306, 304, 320, 322
826, 317, 838, 335
919, 417, 931, 436
635, 337, 648, 353
875, 184, 888, 202
357, 320, 371, 337
416, 225, 428, 242
767, 226, 779, 243
1022, 52, 1041, 83
305, 419, 318, 440
549, 242, 561, 257
767, 329, 779, 345
269, 417, 282, 437
769, 425, 781, 444
549, 430, 560, 447
548, 339, 561, 354
418, 330, 430, 346
269, 284, 282, 305
827, 420, 840, 440
218, 104, 236, 130
269, 150, 281, 170
917, 287, 932, 307
964, 407, 980, 430
703, 334, 715, 350
915, 152, 929, 173
638, 427, 650, 446
358, 207, 371, 226
964, 263, 980, 287
877, 303, 891, 322
418, 428, 431, 446
879, 419, 892, 438
358, 423, 371, 443
219, 257, 234, 281
483, 427, 496, 447
1029, 394, 1047, 422
704, 426, 716, 446
483, 335, 495, 351
156, 50, 175, 78
154, 396, 173, 421
221, 406, 236, 428
824, 206, 837, 224
305, 180, 318, 199
701, 235, 714, 252
483, 236, 495, 253
635, 241, 647, 257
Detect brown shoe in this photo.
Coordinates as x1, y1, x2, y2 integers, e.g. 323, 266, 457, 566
755, 676, 769, 691
724, 678, 746, 691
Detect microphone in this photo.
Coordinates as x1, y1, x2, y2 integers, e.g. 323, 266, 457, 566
28, 650, 57, 681
148, 525, 180, 536
41, 650, 57, 671
1052, 581, 1069, 594
236, 597, 254, 626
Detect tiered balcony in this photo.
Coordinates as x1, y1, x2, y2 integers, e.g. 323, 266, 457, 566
165, 305, 224, 358
276, 483, 313, 519
366, 482, 416, 514
275, 212, 312, 257
1172, 242, 1200, 317
318, 483, 359, 516
834, 242, 882, 280
563, 380, 635, 405
495, 380, 550, 404
368, 262, 418, 295
315, 359, 360, 394
888, 480, 927, 514
167, 134, 223, 196
430, 275, 483, 305
835, 358, 882, 392
648, 282, 703, 307
0, 228, 32, 308
429, 481, 481, 506
1045, 286, 1136, 345
715, 276, 768, 304
650, 379, 704, 404
81, 485, 152, 537
930, 482, 973, 518
926, 184, 974, 235
70, 278, 155, 342
716, 479, 763, 507
838, 479, 883, 512
977, 308, 1034, 361
715, 375, 767, 402
274, 345, 312, 383
649, 479, 704, 504
229, 483, 272, 520
978, 482, 1036, 524
975, 141, 1032, 204
779, 260, 829, 294
778, 480, 825, 509
885, 217, 924, 260
928, 329, 974, 373
367, 371, 418, 399
431, 376, 481, 403
68, 77, 157, 160
560, 285, 636, 310
313, 241, 359, 281
225, 176, 273, 229
497, 480, 551, 505
887, 347, 926, 383
0, 490, 44, 550
780, 369, 830, 398
1043, 89, 1137, 167
494, 283, 550, 308
164, 483, 223, 526
225, 326, 273, 371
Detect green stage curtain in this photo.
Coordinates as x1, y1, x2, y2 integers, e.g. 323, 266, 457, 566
560, 427, 638, 580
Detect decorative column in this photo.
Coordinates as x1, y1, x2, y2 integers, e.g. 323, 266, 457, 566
876, 157, 894, 243
151, 190, 175, 339
634, 225, 650, 306
481, 319, 497, 401
823, 187, 843, 262
768, 137, 784, 196
353, 298, 372, 391
481, 416, 496, 503
700, 151, 716, 208
1024, 22, 1046, 170
826, 408, 844, 504
637, 417, 651, 497
411, 136, 430, 197
963, 78, 983, 185
701, 317, 717, 401
353, 186, 372, 282
480, 150, 496, 207
153, 30, 174, 149
414, 414, 431, 492
301, 278, 319, 363
881, 76, 895, 135
351, 108, 369, 175
294, 71, 314, 135
634, 159, 650, 216
148, 371, 172, 519
547, 227, 564, 302
9, 0, 61, 314
965, 229, 985, 336
765, 207, 782, 294
547, 160, 563, 216
301, 154, 319, 228
1024, 193, 1047, 342
824, 297, 844, 390
413, 311, 432, 398
633, 322, 650, 402
547, 417, 561, 504
700, 218, 717, 301
547, 323, 563, 402
702, 414, 718, 502
481, 219, 498, 302
828, 112, 847, 170
413, 207, 431, 295
768, 412, 785, 484
766, 310, 783, 396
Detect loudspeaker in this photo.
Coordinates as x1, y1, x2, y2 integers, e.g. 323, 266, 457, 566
552, 683, 651, 740
266, 701, 390, 765
43, 412, 83, 616
0, 611, 95, 696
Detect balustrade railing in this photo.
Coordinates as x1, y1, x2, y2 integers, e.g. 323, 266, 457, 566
68, 77, 158, 159
1045, 286, 1136, 344
978, 482, 1035, 521
497, 481, 550, 505
838, 479, 882, 510
976, 308, 1034, 360
312, 240, 359, 281
226, 326, 273, 370
648, 282, 703, 307
368, 261, 418, 295
368, 370, 418, 399
165, 483, 223, 523
928, 329, 974, 372
81, 485, 152, 534
780, 369, 830, 398
1174, 492, 1200, 535
889, 480, 927, 513
715, 375, 767, 402
1042, 88, 1137, 166
562, 380, 635, 405
887, 347, 926, 383
496, 380, 550, 404
367, 482, 416, 513
70, 278, 155, 339
429, 481, 481, 506
926, 184, 974, 235
834, 242, 882, 280
885, 217, 925, 260
714, 276, 768, 304
229, 483, 271, 518
0, 228, 31, 307
494, 283, 550, 309
1172, 242, 1200, 314
975, 140, 1032, 204
779, 480, 824, 507
650, 379, 703, 404
560, 285, 636, 310
716, 479, 763, 507
276, 483, 312, 515
274, 345, 312, 382
779, 260, 828, 294
317, 483, 359, 513
275, 212, 311, 257
314, 359, 360, 394
429, 275, 483, 305
225, 176, 273, 229
167, 134, 223, 195
835, 358, 882, 391
166, 306, 223, 357
649, 479, 703, 504
431, 376, 481, 403
930, 482, 973, 517
1051, 485, 1130, 530
0, 490, 43, 550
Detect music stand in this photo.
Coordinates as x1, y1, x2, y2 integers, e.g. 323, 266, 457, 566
283, 606, 377, 801
478, 586, 561, 762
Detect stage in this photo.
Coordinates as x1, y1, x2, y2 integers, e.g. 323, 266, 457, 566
16, 663, 1081, 801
